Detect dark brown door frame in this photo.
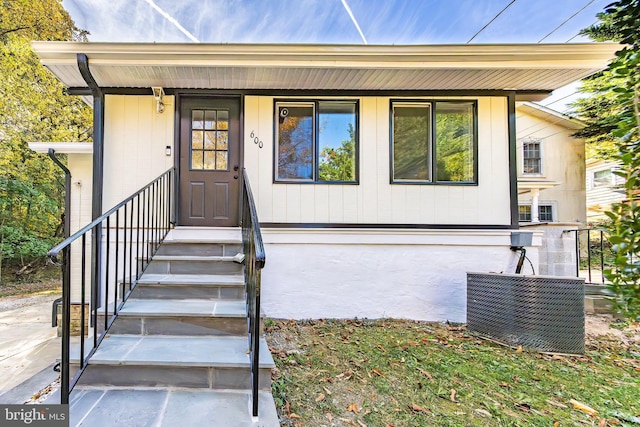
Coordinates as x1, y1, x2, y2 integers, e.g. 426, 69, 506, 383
173, 93, 244, 227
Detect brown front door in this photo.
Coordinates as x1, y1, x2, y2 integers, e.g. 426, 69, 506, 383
178, 97, 241, 226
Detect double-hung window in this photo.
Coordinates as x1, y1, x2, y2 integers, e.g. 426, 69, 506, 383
522, 140, 542, 174
391, 100, 477, 184
275, 100, 358, 183
593, 169, 613, 188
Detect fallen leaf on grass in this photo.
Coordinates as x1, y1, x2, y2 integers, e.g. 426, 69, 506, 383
347, 403, 360, 414
288, 413, 301, 419
516, 345, 523, 353
473, 409, 492, 418
450, 389, 457, 402
326, 413, 332, 422
599, 418, 607, 427
315, 393, 325, 402
547, 399, 568, 409
569, 399, 598, 416
417, 367, 434, 382
372, 368, 383, 377
358, 421, 368, 427
410, 404, 431, 414
323, 386, 332, 395
553, 422, 560, 427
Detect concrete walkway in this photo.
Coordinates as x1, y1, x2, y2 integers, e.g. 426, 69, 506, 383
0, 294, 60, 400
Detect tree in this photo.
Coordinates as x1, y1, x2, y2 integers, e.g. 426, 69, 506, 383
318, 124, 356, 181
0, 0, 92, 283
579, 0, 640, 319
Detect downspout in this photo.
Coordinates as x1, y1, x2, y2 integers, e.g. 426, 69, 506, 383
507, 92, 519, 229
77, 53, 105, 321
47, 149, 69, 328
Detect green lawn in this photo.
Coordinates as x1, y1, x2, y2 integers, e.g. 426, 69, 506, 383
266, 318, 640, 427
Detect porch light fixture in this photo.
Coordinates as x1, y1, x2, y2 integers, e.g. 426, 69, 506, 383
151, 87, 165, 113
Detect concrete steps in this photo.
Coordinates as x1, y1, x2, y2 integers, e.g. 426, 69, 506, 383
69, 388, 279, 427
132, 274, 244, 300
71, 227, 278, 426
72, 336, 274, 389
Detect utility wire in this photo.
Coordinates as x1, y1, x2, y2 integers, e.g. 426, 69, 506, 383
566, 20, 598, 42
538, 0, 596, 43
467, 0, 518, 43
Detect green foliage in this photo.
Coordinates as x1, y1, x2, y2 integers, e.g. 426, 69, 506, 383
318, 123, 356, 181
0, 0, 92, 281
582, 0, 640, 319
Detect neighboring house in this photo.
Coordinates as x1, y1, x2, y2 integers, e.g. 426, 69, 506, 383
516, 102, 586, 225
586, 158, 625, 223
31, 42, 617, 323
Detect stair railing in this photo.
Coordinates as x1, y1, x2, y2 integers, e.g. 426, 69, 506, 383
240, 168, 266, 418
48, 167, 175, 404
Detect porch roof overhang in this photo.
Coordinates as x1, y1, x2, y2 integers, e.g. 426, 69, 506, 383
518, 179, 560, 194
32, 42, 619, 100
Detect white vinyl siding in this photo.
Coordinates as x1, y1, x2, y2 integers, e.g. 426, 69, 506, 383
103, 95, 175, 211
244, 95, 511, 226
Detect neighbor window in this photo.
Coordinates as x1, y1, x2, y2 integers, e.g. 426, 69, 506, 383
275, 100, 358, 183
522, 140, 541, 174
593, 169, 612, 187
391, 101, 476, 184
519, 204, 554, 222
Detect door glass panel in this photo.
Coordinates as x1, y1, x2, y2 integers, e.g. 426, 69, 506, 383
204, 110, 216, 130
204, 151, 215, 170
204, 131, 215, 149
216, 152, 228, 170
217, 110, 229, 130
192, 151, 203, 169
216, 131, 228, 150
190, 108, 229, 171
192, 131, 203, 149
192, 110, 204, 130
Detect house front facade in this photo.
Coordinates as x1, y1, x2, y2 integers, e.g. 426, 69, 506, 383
32, 42, 617, 323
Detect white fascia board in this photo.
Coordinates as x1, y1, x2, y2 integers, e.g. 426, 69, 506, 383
32, 42, 619, 70
28, 142, 93, 154
517, 102, 584, 129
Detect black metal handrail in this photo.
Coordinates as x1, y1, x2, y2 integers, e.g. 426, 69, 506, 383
240, 168, 266, 418
49, 167, 174, 403
564, 227, 610, 284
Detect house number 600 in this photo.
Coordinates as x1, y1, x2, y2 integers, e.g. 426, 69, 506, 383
250, 130, 263, 148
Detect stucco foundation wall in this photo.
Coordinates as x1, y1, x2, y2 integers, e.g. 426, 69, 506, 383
244, 95, 511, 226
260, 229, 540, 323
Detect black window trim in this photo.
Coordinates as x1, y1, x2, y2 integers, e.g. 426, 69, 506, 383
273, 98, 360, 185
389, 99, 479, 186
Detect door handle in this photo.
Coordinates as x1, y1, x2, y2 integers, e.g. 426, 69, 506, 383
233, 165, 239, 171
234, 175, 238, 179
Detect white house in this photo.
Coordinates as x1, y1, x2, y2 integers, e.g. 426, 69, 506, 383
29, 42, 618, 423
516, 102, 586, 225
31, 42, 617, 323
586, 158, 625, 223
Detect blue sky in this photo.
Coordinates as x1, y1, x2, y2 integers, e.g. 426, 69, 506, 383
61, 0, 612, 111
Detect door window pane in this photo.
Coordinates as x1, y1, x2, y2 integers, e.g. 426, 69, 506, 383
392, 104, 431, 181
318, 102, 357, 181
435, 102, 475, 183
277, 104, 314, 180
191, 109, 229, 171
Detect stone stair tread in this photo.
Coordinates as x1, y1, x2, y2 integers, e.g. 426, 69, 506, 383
74, 335, 274, 368
69, 387, 279, 427
147, 255, 238, 262
165, 227, 241, 243
116, 299, 246, 317
138, 273, 244, 286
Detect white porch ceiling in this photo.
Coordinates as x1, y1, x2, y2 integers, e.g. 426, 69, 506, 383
32, 42, 619, 93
